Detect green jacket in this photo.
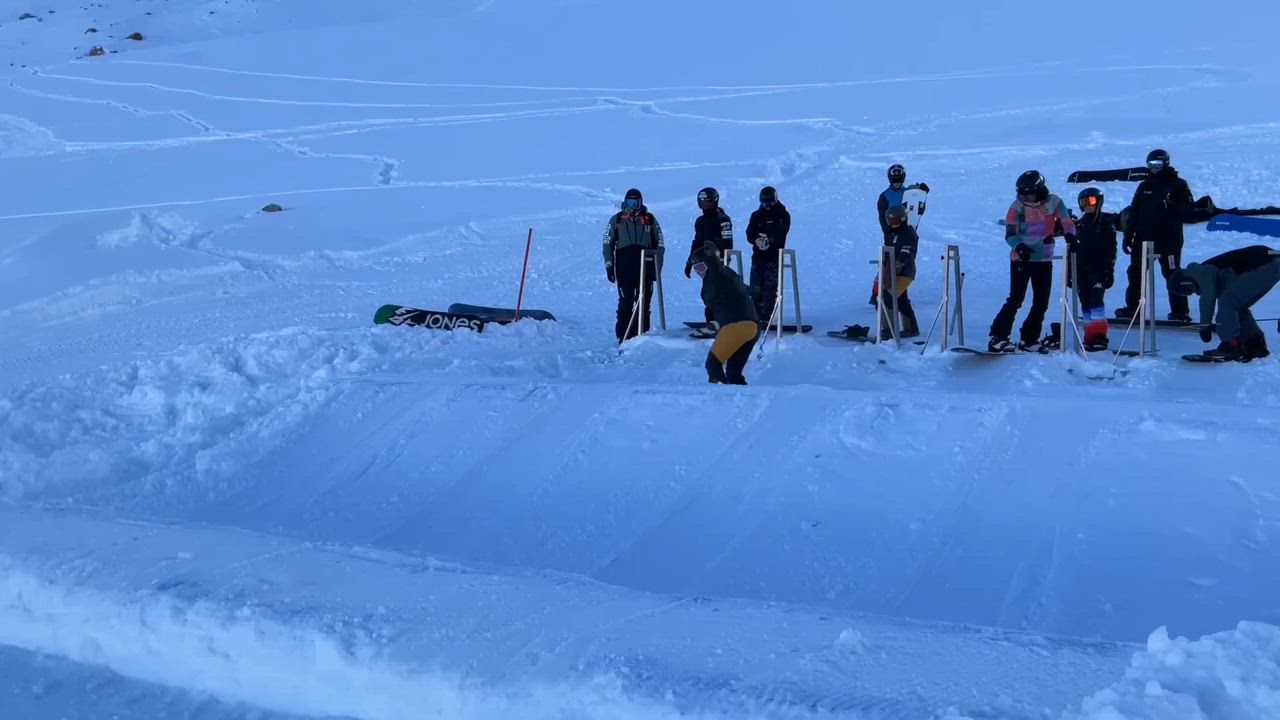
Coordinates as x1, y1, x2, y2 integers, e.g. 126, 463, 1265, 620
701, 264, 759, 325
602, 207, 664, 268
1181, 261, 1231, 326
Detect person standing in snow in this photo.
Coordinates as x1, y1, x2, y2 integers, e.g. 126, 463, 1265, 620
689, 241, 759, 384
870, 164, 929, 304
685, 187, 735, 336
877, 204, 920, 338
745, 185, 791, 326
603, 188, 665, 343
1116, 149, 1195, 322
987, 170, 1077, 353
1068, 187, 1119, 350
1169, 245, 1278, 361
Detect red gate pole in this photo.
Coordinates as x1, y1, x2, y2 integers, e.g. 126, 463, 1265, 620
514, 228, 533, 321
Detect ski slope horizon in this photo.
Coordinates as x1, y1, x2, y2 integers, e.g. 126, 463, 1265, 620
3, 1, 1280, 719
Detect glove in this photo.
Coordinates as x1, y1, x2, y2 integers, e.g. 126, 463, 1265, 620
1064, 233, 1079, 249
606, 265, 615, 283
913, 182, 930, 193
754, 233, 771, 251
684, 260, 692, 278
1122, 235, 1133, 255
1200, 325, 1214, 343
1014, 242, 1033, 262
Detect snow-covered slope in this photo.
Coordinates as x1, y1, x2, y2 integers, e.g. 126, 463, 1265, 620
3, 1, 1280, 719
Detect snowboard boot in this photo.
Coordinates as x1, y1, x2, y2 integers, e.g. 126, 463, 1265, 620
705, 352, 727, 383
988, 336, 1016, 353
1114, 306, 1136, 320
844, 324, 870, 339
1018, 338, 1043, 353
692, 320, 720, 338
1084, 335, 1110, 352
1167, 312, 1193, 324
1244, 334, 1270, 360
1202, 339, 1243, 362
899, 312, 920, 339
1083, 320, 1109, 351
1038, 322, 1062, 352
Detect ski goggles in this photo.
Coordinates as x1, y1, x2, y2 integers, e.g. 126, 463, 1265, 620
1079, 195, 1100, 210
623, 198, 641, 209
1018, 192, 1042, 204
1146, 159, 1167, 172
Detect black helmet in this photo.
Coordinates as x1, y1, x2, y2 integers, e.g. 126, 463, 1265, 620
888, 164, 906, 184
759, 185, 777, 204
622, 187, 643, 209
885, 204, 908, 226
1078, 186, 1103, 210
697, 187, 719, 208
1016, 170, 1048, 202
1146, 148, 1170, 173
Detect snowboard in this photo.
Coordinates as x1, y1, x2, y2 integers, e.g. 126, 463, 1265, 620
1204, 214, 1280, 238
447, 303, 556, 322
374, 304, 486, 332
1182, 353, 1236, 363
1067, 167, 1150, 183
950, 346, 1017, 356
826, 329, 924, 345
1105, 317, 1196, 328
903, 184, 928, 229
684, 321, 812, 333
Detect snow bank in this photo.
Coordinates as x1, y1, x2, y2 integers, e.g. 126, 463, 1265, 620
1065, 624, 1280, 720
0, 556, 833, 720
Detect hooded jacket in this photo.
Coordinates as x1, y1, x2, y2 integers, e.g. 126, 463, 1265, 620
1180, 245, 1278, 325
691, 243, 758, 325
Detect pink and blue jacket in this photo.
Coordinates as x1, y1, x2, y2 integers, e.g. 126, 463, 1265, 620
1005, 195, 1076, 262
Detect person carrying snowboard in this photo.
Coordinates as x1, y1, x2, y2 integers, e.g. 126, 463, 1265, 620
602, 187, 665, 343
689, 240, 760, 384
987, 170, 1076, 353
685, 187, 735, 337
1169, 244, 1279, 361
1068, 187, 1119, 350
1116, 148, 1195, 322
870, 164, 929, 304
877, 204, 920, 338
745, 185, 791, 327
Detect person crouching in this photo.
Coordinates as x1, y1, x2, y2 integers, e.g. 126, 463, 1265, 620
689, 240, 760, 384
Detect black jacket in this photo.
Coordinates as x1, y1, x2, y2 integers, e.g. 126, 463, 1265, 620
885, 224, 919, 279
745, 202, 790, 264
1201, 244, 1278, 275
686, 208, 734, 272
1070, 211, 1119, 285
1125, 168, 1194, 251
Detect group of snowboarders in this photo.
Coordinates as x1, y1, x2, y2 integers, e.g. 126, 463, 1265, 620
601, 148, 1278, 383
602, 184, 792, 383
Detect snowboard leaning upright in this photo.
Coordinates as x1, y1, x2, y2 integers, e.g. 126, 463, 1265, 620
902, 184, 928, 229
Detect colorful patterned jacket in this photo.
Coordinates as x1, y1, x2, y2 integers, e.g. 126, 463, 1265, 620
1005, 194, 1076, 263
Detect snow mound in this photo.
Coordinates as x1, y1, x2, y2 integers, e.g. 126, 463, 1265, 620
1066, 623, 1280, 720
